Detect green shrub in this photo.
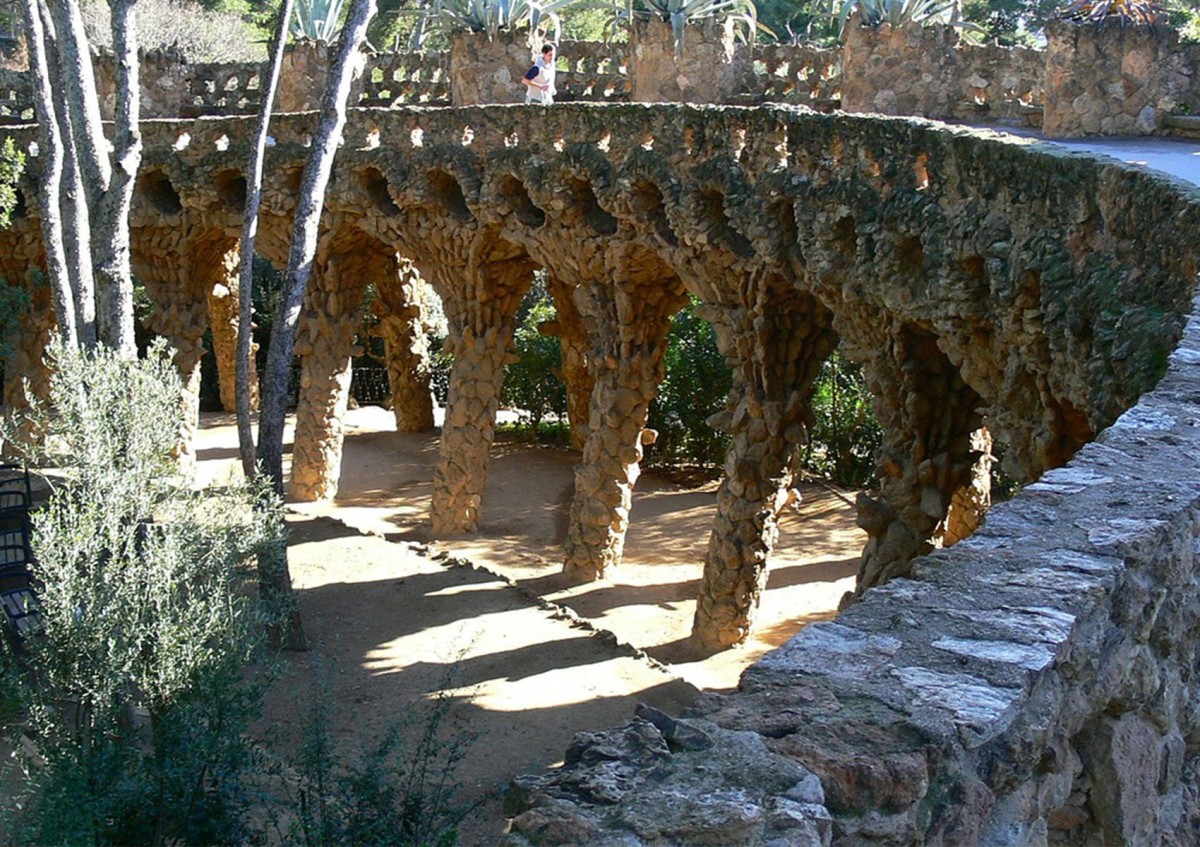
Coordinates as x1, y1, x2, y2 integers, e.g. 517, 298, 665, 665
801, 352, 881, 487
502, 282, 567, 439
2, 340, 285, 845
647, 299, 732, 470
291, 682, 479, 847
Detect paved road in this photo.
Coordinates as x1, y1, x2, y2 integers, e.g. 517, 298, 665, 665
975, 124, 1200, 187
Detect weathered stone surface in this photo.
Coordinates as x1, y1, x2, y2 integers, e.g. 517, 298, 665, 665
5, 104, 1200, 846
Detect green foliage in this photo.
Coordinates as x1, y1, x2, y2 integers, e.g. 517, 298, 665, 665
502, 280, 567, 439
400, 0, 574, 43
2, 340, 285, 846
647, 300, 733, 470
0, 279, 30, 364
291, 683, 479, 847
801, 352, 881, 487
80, 0, 266, 61
838, 0, 982, 29
0, 138, 24, 230
292, 0, 347, 40
611, 0, 765, 57
1057, 0, 1158, 24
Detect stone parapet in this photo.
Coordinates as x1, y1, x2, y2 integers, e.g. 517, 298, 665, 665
841, 21, 1043, 123
8, 25, 1200, 135
1044, 20, 1200, 137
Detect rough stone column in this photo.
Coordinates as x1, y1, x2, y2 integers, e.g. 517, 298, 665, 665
691, 288, 837, 651
371, 258, 435, 432
544, 273, 594, 451
562, 275, 687, 581
850, 324, 988, 600
430, 260, 532, 535
140, 232, 228, 469
207, 253, 259, 414
3, 269, 56, 445
937, 427, 993, 548
290, 257, 369, 502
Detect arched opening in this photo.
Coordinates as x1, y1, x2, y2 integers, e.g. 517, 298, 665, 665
499, 175, 546, 229
135, 170, 183, 215
630, 179, 677, 246
426, 169, 473, 222
360, 167, 401, 216
214, 169, 247, 211
698, 189, 753, 257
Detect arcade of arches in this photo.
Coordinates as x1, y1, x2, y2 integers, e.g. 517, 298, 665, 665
0, 104, 1192, 659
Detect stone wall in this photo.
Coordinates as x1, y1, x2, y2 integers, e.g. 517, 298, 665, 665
3, 103, 1199, 841
729, 43, 842, 108
1043, 20, 1200, 137
841, 20, 1043, 123
509, 287, 1200, 845
8, 25, 1200, 135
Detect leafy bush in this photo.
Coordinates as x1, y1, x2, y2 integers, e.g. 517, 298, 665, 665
81, 0, 265, 62
502, 280, 567, 439
801, 352, 881, 487
290, 684, 479, 847
1, 340, 285, 845
647, 299, 732, 470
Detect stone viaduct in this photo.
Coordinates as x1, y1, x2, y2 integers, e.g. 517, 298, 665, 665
3, 101, 1200, 841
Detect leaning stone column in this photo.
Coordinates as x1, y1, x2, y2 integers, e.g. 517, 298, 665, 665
142, 264, 213, 470
3, 268, 56, 450
562, 275, 685, 581
544, 273, 594, 450
290, 267, 367, 502
207, 253, 259, 414
691, 291, 837, 651
372, 258, 435, 432
850, 325, 986, 599
430, 262, 531, 535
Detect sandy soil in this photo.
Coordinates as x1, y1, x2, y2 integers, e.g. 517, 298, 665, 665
193, 406, 865, 843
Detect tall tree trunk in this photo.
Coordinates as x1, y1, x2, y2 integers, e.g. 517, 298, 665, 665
237, 0, 295, 477
254, 0, 376, 650
42, 0, 137, 356
257, 0, 376, 490
92, 0, 139, 356
238, 0, 304, 652
19, 0, 75, 347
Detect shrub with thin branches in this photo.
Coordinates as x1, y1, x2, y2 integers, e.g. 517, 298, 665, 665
81, 0, 264, 62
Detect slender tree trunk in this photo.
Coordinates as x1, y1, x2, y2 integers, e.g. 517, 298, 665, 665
257, 0, 376, 489
42, 0, 137, 356
236, 0, 295, 477
19, 0, 75, 347
92, 0, 139, 357
238, 0, 305, 652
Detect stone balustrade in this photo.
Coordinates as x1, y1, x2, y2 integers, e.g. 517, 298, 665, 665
3, 21, 1200, 136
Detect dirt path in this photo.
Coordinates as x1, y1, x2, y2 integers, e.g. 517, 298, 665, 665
195, 407, 864, 842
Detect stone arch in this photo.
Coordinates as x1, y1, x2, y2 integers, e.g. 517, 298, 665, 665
430, 229, 538, 535
691, 276, 839, 649
562, 241, 688, 581
135, 226, 239, 466
291, 224, 418, 501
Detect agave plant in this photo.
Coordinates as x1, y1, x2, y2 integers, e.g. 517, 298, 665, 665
837, 0, 980, 30
401, 0, 573, 43
292, 0, 346, 41
1058, 0, 1158, 25
611, 0, 766, 59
